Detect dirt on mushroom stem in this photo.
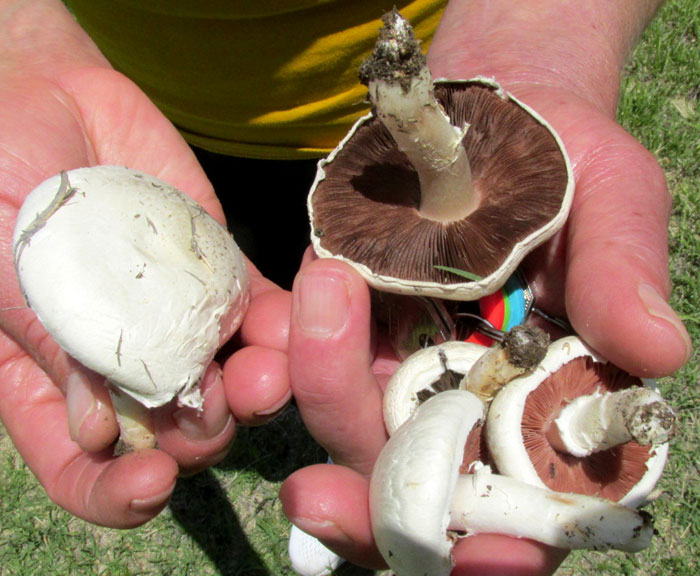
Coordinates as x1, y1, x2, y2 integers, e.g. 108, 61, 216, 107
502, 325, 550, 370
358, 9, 426, 93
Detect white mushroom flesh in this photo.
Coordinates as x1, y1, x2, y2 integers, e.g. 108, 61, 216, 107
548, 385, 675, 457
13, 166, 250, 413
450, 464, 653, 553
371, 389, 485, 576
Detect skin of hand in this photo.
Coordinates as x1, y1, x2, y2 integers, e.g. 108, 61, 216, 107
0, 1, 292, 528
281, 0, 692, 573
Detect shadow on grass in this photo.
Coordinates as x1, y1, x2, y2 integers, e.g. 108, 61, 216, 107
168, 405, 331, 575
170, 470, 270, 575
217, 403, 328, 482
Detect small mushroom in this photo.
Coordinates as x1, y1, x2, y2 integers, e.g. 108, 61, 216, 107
383, 325, 549, 435
308, 10, 573, 300
486, 336, 675, 507
382, 340, 485, 436
13, 166, 250, 452
370, 389, 654, 576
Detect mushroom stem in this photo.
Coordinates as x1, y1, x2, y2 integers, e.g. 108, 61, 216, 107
359, 10, 476, 223
109, 387, 157, 454
546, 387, 676, 457
449, 465, 653, 553
462, 325, 549, 402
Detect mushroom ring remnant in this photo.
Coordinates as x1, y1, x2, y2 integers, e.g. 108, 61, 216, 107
370, 389, 655, 576
13, 166, 250, 451
308, 11, 574, 300
486, 335, 675, 508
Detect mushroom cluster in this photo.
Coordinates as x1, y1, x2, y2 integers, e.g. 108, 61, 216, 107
13, 166, 250, 452
372, 333, 674, 576
305, 10, 676, 576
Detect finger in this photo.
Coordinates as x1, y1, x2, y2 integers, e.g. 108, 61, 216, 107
452, 535, 567, 576
65, 368, 119, 452
300, 244, 318, 268
237, 263, 292, 352
222, 263, 293, 426
280, 464, 386, 569
288, 259, 387, 475
0, 340, 177, 527
80, 449, 179, 528
559, 108, 692, 376
153, 363, 236, 474
223, 345, 292, 426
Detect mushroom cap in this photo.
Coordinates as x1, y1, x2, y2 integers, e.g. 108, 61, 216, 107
308, 77, 574, 300
370, 389, 485, 576
486, 336, 668, 508
13, 166, 249, 409
383, 340, 487, 435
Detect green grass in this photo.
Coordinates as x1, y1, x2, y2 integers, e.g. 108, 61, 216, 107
0, 408, 329, 576
1, 1, 699, 575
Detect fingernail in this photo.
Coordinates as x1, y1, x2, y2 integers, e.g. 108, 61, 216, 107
66, 372, 95, 441
173, 370, 229, 441
638, 283, 693, 358
254, 388, 293, 417
296, 271, 350, 337
129, 486, 174, 513
173, 407, 207, 440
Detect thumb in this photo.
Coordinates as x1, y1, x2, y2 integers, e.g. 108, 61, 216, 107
564, 118, 691, 377
288, 259, 387, 475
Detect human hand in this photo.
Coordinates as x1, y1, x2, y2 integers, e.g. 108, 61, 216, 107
281, 258, 569, 574
280, 2, 691, 572
0, 1, 291, 528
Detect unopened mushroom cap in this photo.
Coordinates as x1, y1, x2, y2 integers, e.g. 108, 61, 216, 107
309, 77, 574, 300
13, 166, 249, 409
486, 336, 669, 507
370, 389, 485, 576
383, 341, 487, 435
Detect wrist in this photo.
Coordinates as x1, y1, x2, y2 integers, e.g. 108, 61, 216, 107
428, 0, 663, 117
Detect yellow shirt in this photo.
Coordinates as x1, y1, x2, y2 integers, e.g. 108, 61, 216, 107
65, 0, 446, 159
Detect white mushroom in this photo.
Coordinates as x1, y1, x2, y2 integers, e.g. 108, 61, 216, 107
13, 166, 250, 452
486, 336, 674, 508
382, 341, 485, 436
370, 389, 654, 576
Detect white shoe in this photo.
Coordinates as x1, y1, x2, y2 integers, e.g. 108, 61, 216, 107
288, 523, 345, 576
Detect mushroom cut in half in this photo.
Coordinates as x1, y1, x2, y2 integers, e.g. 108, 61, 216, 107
308, 10, 573, 300
13, 166, 250, 452
486, 336, 675, 508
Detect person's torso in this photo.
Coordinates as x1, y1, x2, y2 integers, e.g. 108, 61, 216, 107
66, 0, 446, 158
